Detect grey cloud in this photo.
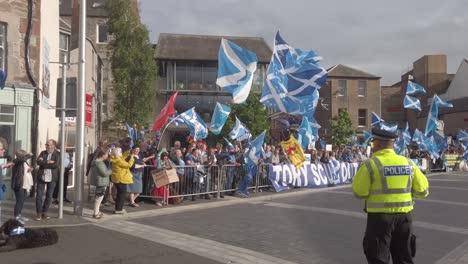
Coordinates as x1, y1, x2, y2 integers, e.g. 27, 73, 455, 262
139, 0, 467, 85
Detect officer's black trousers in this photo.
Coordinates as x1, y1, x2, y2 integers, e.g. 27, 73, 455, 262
363, 212, 415, 264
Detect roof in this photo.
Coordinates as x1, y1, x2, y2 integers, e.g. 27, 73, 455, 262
59, 18, 71, 32
60, 0, 109, 17
327, 64, 380, 79
155, 33, 272, 63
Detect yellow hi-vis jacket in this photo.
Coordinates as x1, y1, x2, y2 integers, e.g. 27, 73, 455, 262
352, 149, 429, 213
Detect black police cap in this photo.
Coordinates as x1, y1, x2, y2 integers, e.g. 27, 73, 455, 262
372, 128, 398, 141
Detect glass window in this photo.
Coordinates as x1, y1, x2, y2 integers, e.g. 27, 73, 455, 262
102, 92, 108, 115
203, 65, 217, 91
175, 64, 187, 90
358, 109, 367, 126
59, 33, 69, 65
0, 105, 15, 124
97, 24, 109, 44
338, 80, 347, 96
0, 22, 6, 71
358, 80, 366, 97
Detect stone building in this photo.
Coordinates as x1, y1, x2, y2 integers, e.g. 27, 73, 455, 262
381, 55, 467, 137
0, 0, 61, 195
317, 64, 381, 140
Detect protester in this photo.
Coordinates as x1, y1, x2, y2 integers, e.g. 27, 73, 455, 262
110, 146, 134, 214
153, 151, 174, 206
35, 139, 60, 221
127, 146, 146, 207
11, 149, 34, 222
52, 150, 72, 205
89, 147, 111, 219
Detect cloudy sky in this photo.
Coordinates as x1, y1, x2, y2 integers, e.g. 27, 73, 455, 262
139, 0, 467, 85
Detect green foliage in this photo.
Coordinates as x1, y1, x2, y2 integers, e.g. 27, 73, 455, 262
218, 93, 271, 144
330, 110, 354, 147
106, 0, 157, 125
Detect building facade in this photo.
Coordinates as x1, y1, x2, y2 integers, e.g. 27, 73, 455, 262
0, 0, 62, 195
381, 55, 467, 137
316, 64, 381, 140
153, 33, 272, 148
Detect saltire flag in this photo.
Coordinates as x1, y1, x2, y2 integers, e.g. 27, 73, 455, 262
0, 70, 7, 90
280, 135, 305, 169
403, 95, 421, 111
152, 92, 178, 132
246, 131, 266, 168
223, 137, 234, 150
412, 129, 425, 145
216, 38, 257, 104
462, 144, 468, 160
309, 116, 321, 137
371, 112, 398, 132
179, 108, 208, 141
125, 122, 135, 148
260, 31, 326, 118
363, 130, 372, 148
406, 81, 426, 96
431, 132, 448, 152
393, 137, 406, 156
403, 122, 412, 145
425, 94, 453, 136
425, 136, 440, 159
298, 116, 315, 149
458, 130, 468, 143
169, 112, 184, 126
209, 102, 231, 135
229, 116, 251, 141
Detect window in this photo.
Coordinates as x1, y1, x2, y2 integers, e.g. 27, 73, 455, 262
358, 80, 366, 97
102, 92, 108, 115
59, 33, 70, 65
96, 24, 109, 44
0, 22, 7, 71
0, 105, 15, 124
338, 80, 347, 96
358, 109, 367, 127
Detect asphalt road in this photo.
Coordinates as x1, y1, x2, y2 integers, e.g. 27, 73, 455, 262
1, 171, 468, 264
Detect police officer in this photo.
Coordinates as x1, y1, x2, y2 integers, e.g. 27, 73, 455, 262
352, 128, 429, 264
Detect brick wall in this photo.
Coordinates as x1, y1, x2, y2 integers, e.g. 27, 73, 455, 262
0, 0, 41, 87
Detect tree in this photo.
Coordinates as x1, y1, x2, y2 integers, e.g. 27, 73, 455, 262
330, 110, 354, 147
219, 93, 271, 144
106, 0, 157, 125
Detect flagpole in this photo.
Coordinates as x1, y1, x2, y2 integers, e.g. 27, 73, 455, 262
156, 114, 181, 151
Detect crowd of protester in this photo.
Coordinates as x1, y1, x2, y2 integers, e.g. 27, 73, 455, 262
1, 131, 466, 222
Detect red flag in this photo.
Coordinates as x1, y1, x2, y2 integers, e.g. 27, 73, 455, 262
152, 92, 178, 132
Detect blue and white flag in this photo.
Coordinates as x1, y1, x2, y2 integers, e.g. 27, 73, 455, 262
298, 116, 315, 149
431, 132, 448, 152
260, 31, 326, 118
425, 136, 440, 159
309, 116, 321, 137
425, 94, 453, 136
169, 112, 184, 126
412, 129, 425, 145
229, 116, 251, 141
363, 130, 372, 148
403, 122, 412, 145
371, 112, 398, 132
393, 137, 406, 156
216, 38, 258, 104
209, 102, 231, 135
433, 94, 454, 108
246, 131, 266, 168
179, 108, 208, 141
125, 122, 135, 148
462, 144, 468, 160
406, 81, 426, 96
458, 130, 468, 143
404, 95, 421, 111
223, 137, 235, 150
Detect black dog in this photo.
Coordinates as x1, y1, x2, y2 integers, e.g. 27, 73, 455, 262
0, 219, 58, 252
